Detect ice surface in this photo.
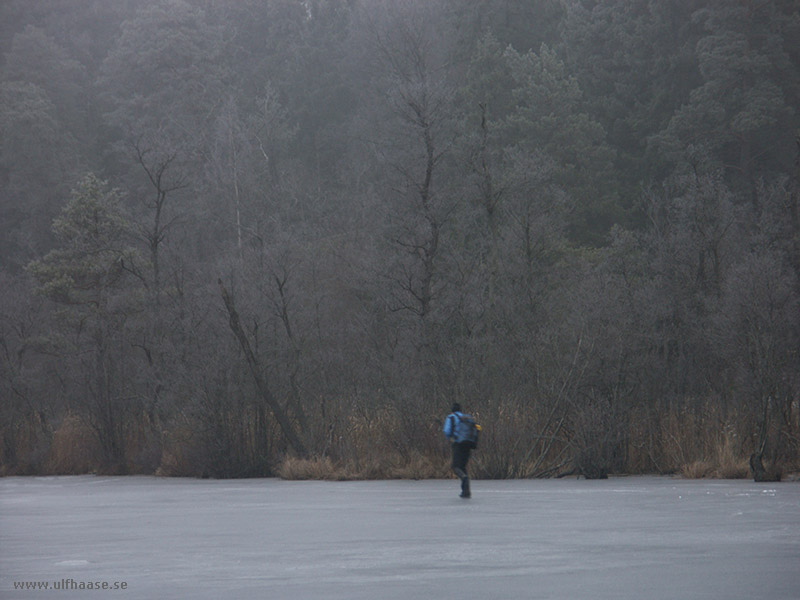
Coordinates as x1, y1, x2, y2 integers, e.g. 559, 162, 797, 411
1, 476, 799, 599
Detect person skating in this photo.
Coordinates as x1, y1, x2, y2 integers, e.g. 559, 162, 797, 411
443, 403, 479, 498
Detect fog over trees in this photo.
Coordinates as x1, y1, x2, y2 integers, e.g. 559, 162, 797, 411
1, 0, 798, 479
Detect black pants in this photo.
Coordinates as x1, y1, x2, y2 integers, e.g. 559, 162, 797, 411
451, 442, 471, 495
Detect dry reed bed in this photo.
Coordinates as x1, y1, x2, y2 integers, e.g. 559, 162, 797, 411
1, 400, 793, 480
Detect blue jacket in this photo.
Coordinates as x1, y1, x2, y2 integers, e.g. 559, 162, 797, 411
443, 412, 464, 441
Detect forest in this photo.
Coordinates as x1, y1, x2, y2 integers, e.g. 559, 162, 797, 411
1, 0, 798, 480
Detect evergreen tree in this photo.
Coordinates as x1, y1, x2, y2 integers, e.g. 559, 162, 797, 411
503, 44, 619, 245
656, 1, 800, 197
28, 174, 141, 469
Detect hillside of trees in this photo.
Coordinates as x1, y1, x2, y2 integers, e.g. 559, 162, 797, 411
1, 0, 798, 480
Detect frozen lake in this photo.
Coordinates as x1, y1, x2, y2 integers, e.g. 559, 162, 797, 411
1, 476, 798, 599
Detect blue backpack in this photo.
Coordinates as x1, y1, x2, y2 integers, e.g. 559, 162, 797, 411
452, 413, 479, 449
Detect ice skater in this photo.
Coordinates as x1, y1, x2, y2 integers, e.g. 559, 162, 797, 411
443, 403, 480, 498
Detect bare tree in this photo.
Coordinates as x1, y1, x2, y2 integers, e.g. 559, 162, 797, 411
131, 136, 188, 298
365, 0, 459, 406
218, 279, 309, 458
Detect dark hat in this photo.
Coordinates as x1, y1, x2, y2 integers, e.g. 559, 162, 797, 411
451, 403, 461, 413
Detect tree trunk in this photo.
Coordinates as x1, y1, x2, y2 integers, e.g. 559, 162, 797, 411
750, 396, 781, 482
218, 280, 309, 458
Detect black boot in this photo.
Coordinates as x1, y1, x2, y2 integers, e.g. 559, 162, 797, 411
460, 475, 471, 499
